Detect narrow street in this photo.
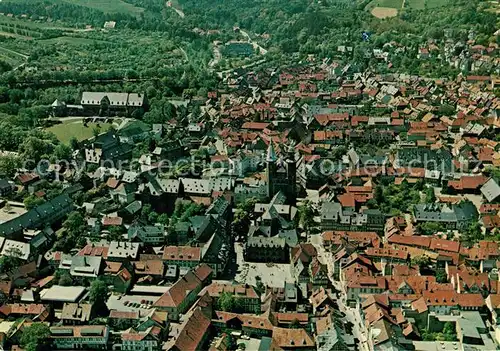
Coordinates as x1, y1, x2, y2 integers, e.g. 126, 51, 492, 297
310, 234, 371, 351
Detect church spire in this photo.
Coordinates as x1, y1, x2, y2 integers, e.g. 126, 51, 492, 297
266, 141, 277, 162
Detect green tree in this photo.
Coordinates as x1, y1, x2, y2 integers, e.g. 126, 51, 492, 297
53, 143, 72, 161
411, 255, 430, 270
436, 270, 447, 283
231, 198, 258, 239
425, 188, 436, 203
418, 222, 445, 235
296, 200, 315, 233
69, 137, 79, 151
59, 272, 73, 286
0, 154, 21, 178
19, 136, 54, 163
158, 213, 169, 225
92, 125, 101, 137
24, 195, 45, 210
0, 248, 23, 274
108, 226, 125, 241
218, 292, 242, 312
20, 322, 51, 351
255, 276, 265, 296
89, 280, 109, 315
290, 318, 301, 328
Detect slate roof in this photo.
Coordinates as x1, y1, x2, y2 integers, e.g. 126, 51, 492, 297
481, 178, 500, 202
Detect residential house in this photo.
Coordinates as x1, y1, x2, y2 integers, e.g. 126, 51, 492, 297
128, 225, 166, 246
119, 326, 162, 351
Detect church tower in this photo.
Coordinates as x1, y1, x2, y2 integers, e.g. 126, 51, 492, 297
266, 142, 277, 199
286, 144, 297, 204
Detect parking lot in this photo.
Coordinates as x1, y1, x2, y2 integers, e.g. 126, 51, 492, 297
107, 294, 158, 314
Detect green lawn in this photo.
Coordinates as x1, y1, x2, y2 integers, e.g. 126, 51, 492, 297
425, 0, 449, 8
367, 0, 403, 10
407, 0, 426, 9
46, 119, 114, 144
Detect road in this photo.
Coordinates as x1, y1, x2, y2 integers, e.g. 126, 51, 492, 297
0, 46, 29, 60
309, 234, 371, 351
240, 29, 268, 55
167, 1, 185, 18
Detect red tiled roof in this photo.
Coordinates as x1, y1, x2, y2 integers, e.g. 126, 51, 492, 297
271, 327, 315, 349
241, 122, 270, 130
133, 260, 164, 276
102, 216, 123, 226
154, 271, 201, 308
78, 244, 109, 259
193, 264, 213, 283
291, 243, 317, 264
448, 175, 487, 191
202, 282, 259, 300
172, 308, 211, 350
365, 247, 408, 260
109, 310, 140, 320
430, 238, 460, 253
162, 246, 201, 261
387, 234, 431, 248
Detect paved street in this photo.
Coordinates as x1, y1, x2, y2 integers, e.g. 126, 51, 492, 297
234, 242, 294, 287
309, 234, 371, 351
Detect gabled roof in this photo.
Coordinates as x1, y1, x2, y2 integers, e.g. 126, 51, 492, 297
169, 307, 211, 351
271, 327, 315, 349
153, 271, 201, 308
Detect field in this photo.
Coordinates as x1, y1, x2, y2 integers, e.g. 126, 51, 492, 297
3, 0, 144, 15
371, 7, 399, 18
406, 0, 449, 9
367, 0, 402, 17
46, 119, 114, 144
406, 0, 425, 9
424, 0, 450, 8
61, 0, 144, 14
37, 36, 110, 45
368, 0, 449, 17
370, 0, 403, 8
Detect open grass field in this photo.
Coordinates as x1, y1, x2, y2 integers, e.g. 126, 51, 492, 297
61, 0, 144, 14
406, 0, 449, 9
371, 7, 399, 17
425, 0, 450, 8
46, 119, 114, 144
369, 0, 449, 17
3, 0, 144, 15
367, 0, 403, 9
366, 0, 402, 17
407, 0, 425, 9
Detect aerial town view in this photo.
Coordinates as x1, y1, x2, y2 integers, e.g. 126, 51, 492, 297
0, 0, 497, 350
